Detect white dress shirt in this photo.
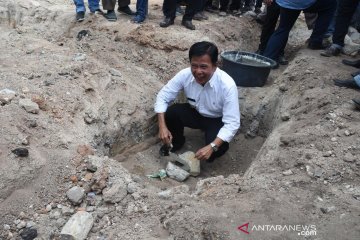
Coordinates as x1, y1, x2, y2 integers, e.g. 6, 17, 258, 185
154, 67, 240, 142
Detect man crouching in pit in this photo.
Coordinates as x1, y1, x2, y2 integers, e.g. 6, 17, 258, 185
154, 41, 240, 162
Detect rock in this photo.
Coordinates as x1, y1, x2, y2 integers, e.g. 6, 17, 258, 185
26, 119, 37, 128
49, 210, 61, 219
348, 26, 360, 44
320, 206, 336, 214
26, 221, 36, 228
21, 136, 30, 145
17, 221, 26, 229
77, 145, 95, 157
70, 175, 78, 183
109, 68, 122, 77
0, 88, 16, 104
279, 84, 288, 92
20, 227, 37, 240
55, 218, 67, 228
12, 148, 29, 157
331, 137, 337, 142
281, 112, 291, 121
323, 151, 332, 157
282, 169, 293, 176
77, 30, 91, 41
61, 206, 75, 216
46, 204, 52, 212
343, 152, 355, 163
31, 95, 46, 110
84, 173, 93, 181
126, 182, 139, 194
177, 151, 200, 176
3, 224, 10, 230
343, 35, 360, 56
19, 99, 39, 114
86, 155, 103, 172
306, 165, 314, 177
157, 185, 190, 199
353, 194, 360, 201
314, 167, 324, 178
73, 53, 87, 61
60, 212, 94, 240
166, 162, 190, 182
66, 186, 85, 205
103, 183, 127, 203
344, 130, 351, 136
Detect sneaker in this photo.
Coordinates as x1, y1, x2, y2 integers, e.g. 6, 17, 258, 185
333, 79, 360, 90
104, 10, 117, 21
117, 6, 135, 16
342, 59, 360, 68
132, 15, 145, 24
159, 17, 174, 28
321, 45, 341, 57
182, 20, 195, 30
76, 11, 85, 22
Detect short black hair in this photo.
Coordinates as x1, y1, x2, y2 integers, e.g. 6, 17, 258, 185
189, 41, 218, 64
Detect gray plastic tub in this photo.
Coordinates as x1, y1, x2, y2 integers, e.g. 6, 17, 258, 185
220, 51, 277, 87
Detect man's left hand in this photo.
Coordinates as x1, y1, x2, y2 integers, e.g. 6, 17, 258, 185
195, 144, 213, 160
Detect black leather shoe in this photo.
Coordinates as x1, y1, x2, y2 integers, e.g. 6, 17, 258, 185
181, 20, 195, 30
117, 6, 135, 15
333, 79, 360, 89
351, 70, 360, 77
308, 41, 329, 50
159, 17, 174, 28
353, 99, 360, 110
278, 55, 288, 65
342, 59, 360, 68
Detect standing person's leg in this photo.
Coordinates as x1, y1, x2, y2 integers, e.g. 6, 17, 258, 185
88, 0, 100, 12
182, 0, 201, 29
165, 104, 203, 151
258, 1, 280, 54
219, 0, 230, 15
333, 0, 359, 47
118, 0, 135, 15
133, 0, 148, 23
102, 0, 117, 20
160, 0, 177, 27
263, 7, 300, 62
74, 0, 86, 13
202, 117, 229, 162
305, 0, 337, 49
255, 0, 262, 13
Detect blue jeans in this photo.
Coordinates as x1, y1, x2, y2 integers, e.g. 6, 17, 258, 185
73, 0, 100, 13
263, 0, 336, 61
136, 0, 148, 18
354, 74, 360, 88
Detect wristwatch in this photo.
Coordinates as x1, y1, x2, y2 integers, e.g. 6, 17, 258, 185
210, 142, 218, 152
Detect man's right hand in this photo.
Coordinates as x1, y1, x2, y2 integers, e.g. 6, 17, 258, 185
159, 126, 173, 145
158, 113, 172, 145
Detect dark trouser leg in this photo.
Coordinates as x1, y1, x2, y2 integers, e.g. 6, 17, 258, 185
102, 0, 116, 10
183, 0, 202, 20
255, 0, 262, 8
258, 1, 280, 54
263, 7, 300, 61
305, 0, 337, 45
165, 104, 202, 149
202, 117, 229, 161
229, 0, 240, 10
163, 0, 177, 19
332, 0, 359, 47
220, 0, 230, 11
118, 0, 130, 8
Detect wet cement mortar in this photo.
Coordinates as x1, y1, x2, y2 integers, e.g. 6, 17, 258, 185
0, 0, 359, 239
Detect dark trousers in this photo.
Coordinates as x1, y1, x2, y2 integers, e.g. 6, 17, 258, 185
220, 0, 230, 11
258, 1, 284, 56
255, 0, 262, 8
102, 0, 129, 10
333, 0, 360, 47
263, 0, 336, 61
165, 103, 229, 161
163, 0, 201, 20
229, 0, 252, 10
